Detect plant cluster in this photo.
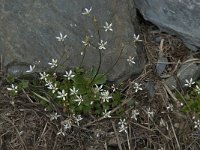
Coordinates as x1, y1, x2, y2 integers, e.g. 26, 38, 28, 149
176, 78, 200, 129
6, 6, 144, 138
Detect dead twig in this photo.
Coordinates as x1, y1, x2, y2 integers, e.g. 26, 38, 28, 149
22, 89, 34, 103
167, 114, 181, 150
1, 115, 27, 150
112, 121, 123, 150
84, 98, 131, 127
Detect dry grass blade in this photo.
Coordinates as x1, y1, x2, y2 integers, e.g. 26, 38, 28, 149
1, 115, 27, 150
167, 114, 181, 150
162, 81, 178, 102
112, 121, 123, 150
182, 58, 200, 64
84, 98, 131, 127
159, 39, 164, 56
22, 89, 34, 103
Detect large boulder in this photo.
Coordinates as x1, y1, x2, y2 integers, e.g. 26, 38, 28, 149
135, 0, 200, 51
0, 0, 145, 81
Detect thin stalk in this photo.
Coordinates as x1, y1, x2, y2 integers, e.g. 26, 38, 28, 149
103, 45, 125, 76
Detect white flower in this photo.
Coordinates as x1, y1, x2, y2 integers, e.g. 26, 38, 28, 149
7, 84, 18, 93
119, 124, 128, 133
118, 119, 127, 126
57, 128, 65, 136
103, 110, 111, 118
184, 78, 195, 87
133, 83, 142, 93
47, 83, 58, 93
26, 65, 35, 73
131, 109, 139, 121
118, 119, 128, 133
57, 90, 68, 101
133, 34, 142, 42
45, 80, 52, 87
63, 70, 75, 80
100, 90, 112, 103
73, 114, 83, 126
50, 112, 61, 121
39, 72, 49, 80
56, 32, 67, 42
82, 7, 92, 15
48, 59, 58, 68
103, 22, 113, 32
90, 100, 95, 105
98, 40, 107, 50
111, 84, 118, 92
194, 120, 200, 129
127, 56, 135, 65
195, 85, 200, 94
166, 104, 173, 111
70, 86, 79, 95
146, 107, 154, 118
74, 95, 84, 106
94, 84, 103, 93
82, 36, 90, 46
82, 40, 90, 46
62, 119, 72, 130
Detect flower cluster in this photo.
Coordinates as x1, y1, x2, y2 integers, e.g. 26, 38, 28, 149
39, 68, 80, 104
100, 90, 112, 103
57, 115, 83, 136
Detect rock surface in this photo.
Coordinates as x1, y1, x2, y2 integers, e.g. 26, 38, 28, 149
177, 62, 200, 86
165, 61, 200, 89
135, 0, 200, 51
0, 0, 145, 81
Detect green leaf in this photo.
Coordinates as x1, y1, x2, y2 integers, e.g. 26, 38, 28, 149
19, 80, 29, 89
93, 74, 107, 85
87, 67, 97, 78
72, 74, 86, 84
32, 92, 49, 103
7, 74, 15, 83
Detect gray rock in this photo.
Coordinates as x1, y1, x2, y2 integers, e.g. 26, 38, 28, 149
144, 80, 156, 98
165, 62, 200, 89
156, 56, 168, 76
165, 76, 177, 90
177, 62, 200, 87
0, 0, 145, 81
135, 0, 200, 51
